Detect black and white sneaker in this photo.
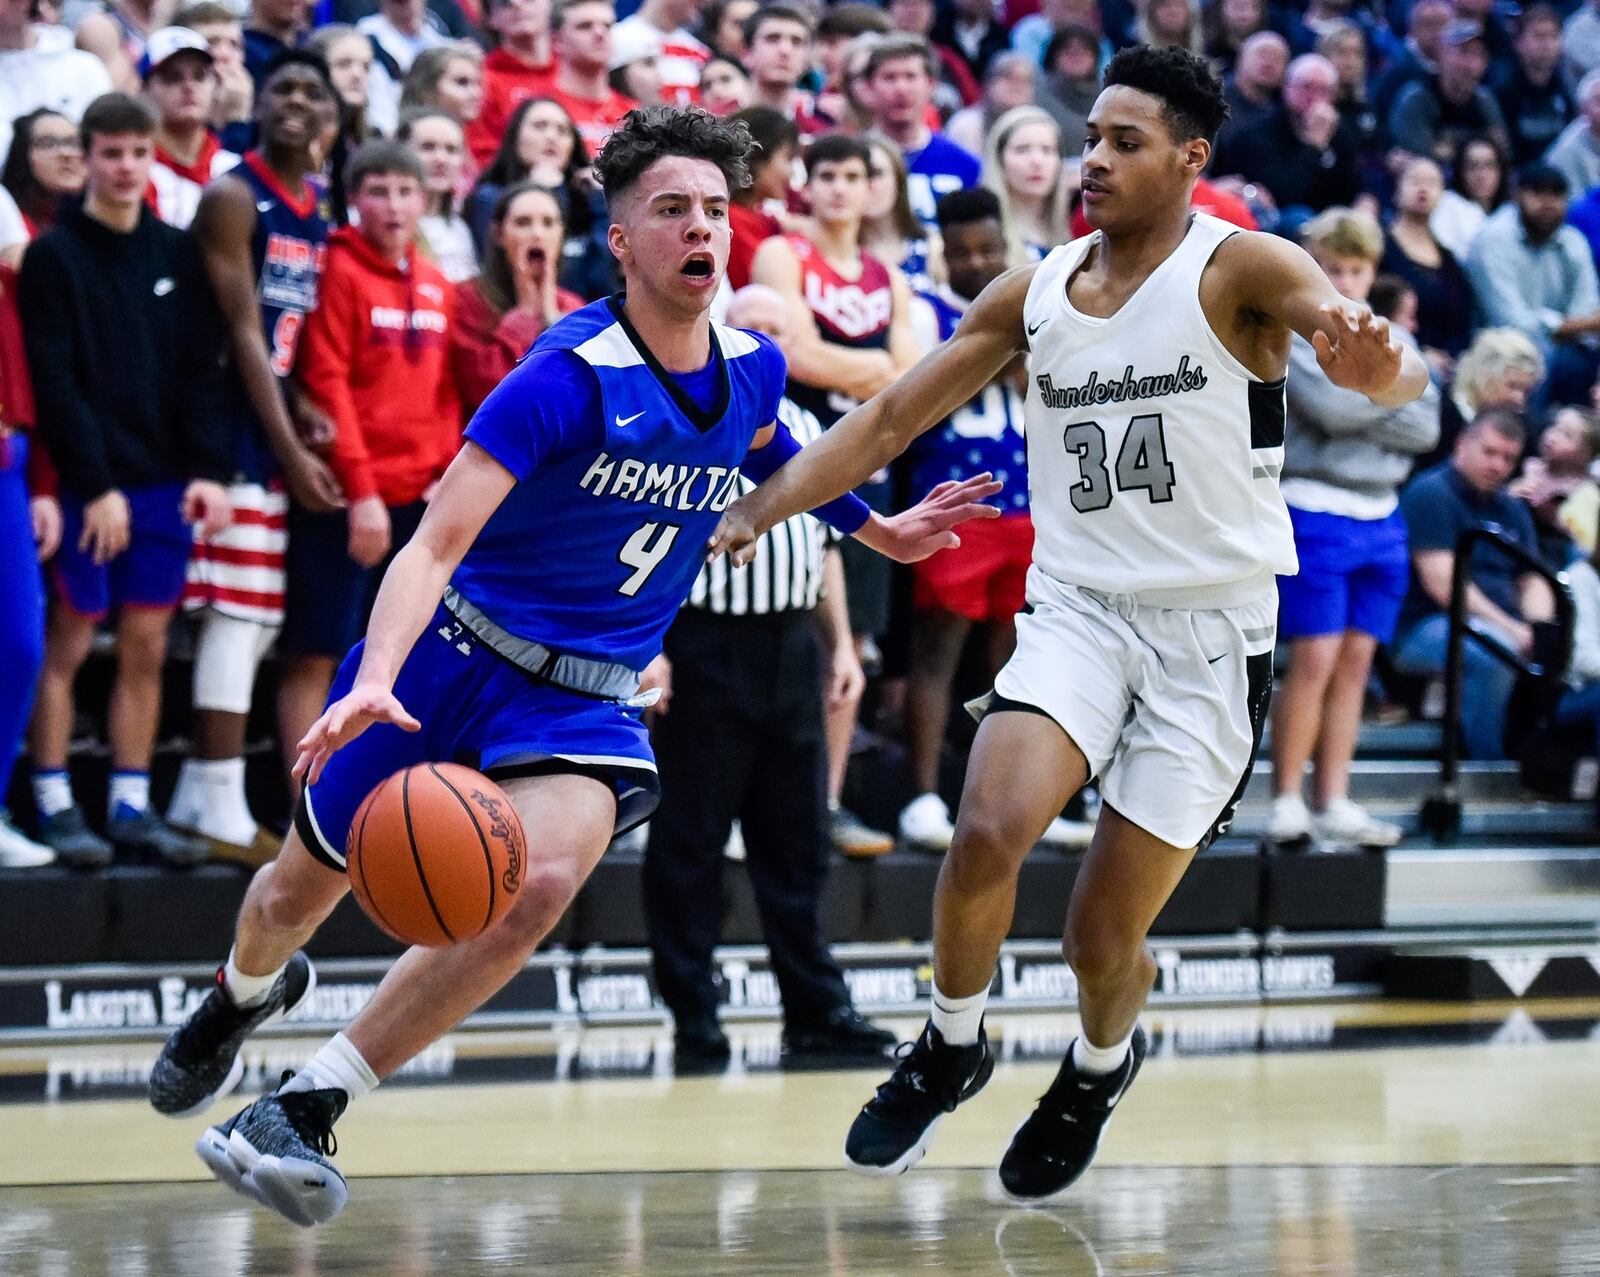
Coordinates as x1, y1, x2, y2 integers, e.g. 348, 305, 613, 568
149, 953, 316, 1117
844, 1020, 993, 1176
197, 1072, 348, 1227
998, 1025, 1148, 1202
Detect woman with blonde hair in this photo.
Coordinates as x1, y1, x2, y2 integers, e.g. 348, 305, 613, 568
862, 134, 944, 290
1434, 328, 1547, 463
1134, 0, 1204, 55
982, 106, 1069, 265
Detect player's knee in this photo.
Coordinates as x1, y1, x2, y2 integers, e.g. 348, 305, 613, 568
1062, 925, 1149, 988
1287, 638, 1339, 685
505, 860, 582, 935
115, 623, 169, 672
946, 813, 1031, 887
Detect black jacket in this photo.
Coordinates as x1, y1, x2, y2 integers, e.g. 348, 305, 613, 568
1210, 106, 1363, 214
19, 201, 227, 501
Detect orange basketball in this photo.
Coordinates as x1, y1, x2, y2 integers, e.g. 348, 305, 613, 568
346, 763, 527, 947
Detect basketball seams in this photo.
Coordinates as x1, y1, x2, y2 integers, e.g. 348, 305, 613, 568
427, 763, 498, 938
350, 774, 409, 945
402, 768, 458, 945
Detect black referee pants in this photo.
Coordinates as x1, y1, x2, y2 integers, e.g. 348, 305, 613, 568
644, 608, 850, 1029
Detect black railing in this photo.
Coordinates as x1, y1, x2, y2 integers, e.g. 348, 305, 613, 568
1418, 528, 1574, 840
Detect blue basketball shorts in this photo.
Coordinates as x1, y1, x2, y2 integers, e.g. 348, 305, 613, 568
53, 482, 191, 618
1277, 505, 1410, 644
294, 604, 660, 871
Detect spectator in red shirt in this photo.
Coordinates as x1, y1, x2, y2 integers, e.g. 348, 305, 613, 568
469, 0, 556, 167
743, 5, 826, 132
727, 106, 799, 290
281, 141, 463, 749
547, 0, 638, 153
452, 182, 582, 413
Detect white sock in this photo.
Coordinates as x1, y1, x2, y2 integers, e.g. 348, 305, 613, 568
33, 771, 74, 818
109, 771, 150, 817
930, 983, 989, 1047
1072, 1029, 1133, 1075
280, 1032, 379, 1103
222, 948, 283, 1008
181, 758, 257, 844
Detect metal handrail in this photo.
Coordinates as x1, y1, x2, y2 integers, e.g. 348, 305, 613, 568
1419, 527, 1574, 840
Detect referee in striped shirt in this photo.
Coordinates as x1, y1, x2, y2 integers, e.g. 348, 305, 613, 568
643, 286, 898, 1067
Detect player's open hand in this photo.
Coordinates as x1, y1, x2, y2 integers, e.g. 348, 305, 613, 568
869, 474, 1004, 564
293, 683, 420, 786
1312, 302, 1401, 397
707, 497, 762, 567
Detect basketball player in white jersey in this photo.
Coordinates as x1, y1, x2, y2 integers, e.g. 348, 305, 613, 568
709, 44, 1428, 1201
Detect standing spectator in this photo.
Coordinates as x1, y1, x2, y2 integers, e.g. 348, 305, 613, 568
865, 35, 983, 228
699, 53, 751, 115
399, 107, 477, 281
176, 53, 342, 859
1371, 0, 1450, 124
1270, 208, 1440, 850
1491, 5, 1574, 169
1430, 132, 1507, 258
1380, 156, 1475, 376
945, 51, 1036, 158
1544, 70, 1600, 198
1466, 164, 1600, 407
726, 105, 796, 291
465, 94, 586, 247
610, 49, 664, 106
142, 27, 239, 230
697, 0, 756, 60
643, 284, 898, 1068
1217, 29, 1289, 145
813, 2, 891, 125
1565, 0, 1600, 84
609, 0, 709, 107
1388, 21, 1508, 168
546, 0, 637, 153
469, 0, 555, 169
1392, 410, 1556, 759
862, 135, 945, 292
886, 0, 980, 110
75, 0, 163, 92
743, 4, 822, 130
0, 2, 113, 166
307, 24, 375, 143
243, 0, 314, 86
982, 105, 1068, 264
173, 2, 255, 149
20, 93, 230, 868
360, 0, 452, 136
451, 182, 581, 414
0, 260, 54, 867
1, 109, 87, 239
399, 41, 483, 131
1035, 25, 1104, 151
282, 141, 462, 752
932, 0, 1010, 83
898, 189, 1036, 852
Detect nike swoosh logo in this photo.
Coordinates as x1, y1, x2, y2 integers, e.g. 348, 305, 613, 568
1026, 318, 1045, 337
1207, 653, 1227, 666
256, 200, 274, 213
615, 411, 645, 428
153, 278, 175, 296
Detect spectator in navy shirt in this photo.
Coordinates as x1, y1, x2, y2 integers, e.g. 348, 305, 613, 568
1491, 4, 1576, 168
863, 34, 982, 228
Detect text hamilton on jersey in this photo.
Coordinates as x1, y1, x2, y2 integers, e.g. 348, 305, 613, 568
579, 453, 743, 512
1034, 356, 1208, 411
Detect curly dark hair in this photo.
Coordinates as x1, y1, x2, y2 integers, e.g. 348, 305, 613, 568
1102, 45, 1229, 145
593, 106, 755, 203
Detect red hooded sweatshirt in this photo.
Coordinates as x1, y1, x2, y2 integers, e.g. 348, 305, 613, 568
469, 47, 556, 168
297, 226, 462, 508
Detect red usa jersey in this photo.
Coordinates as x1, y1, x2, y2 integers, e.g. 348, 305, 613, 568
786, 234, 892, 425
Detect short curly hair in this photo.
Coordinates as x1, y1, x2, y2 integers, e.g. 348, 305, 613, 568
1102, 44, 1228, 145
593, 106, 755, 203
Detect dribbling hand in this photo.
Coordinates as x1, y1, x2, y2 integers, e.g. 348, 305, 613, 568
1312, 302, 1402, 397
294, 684, 420, 786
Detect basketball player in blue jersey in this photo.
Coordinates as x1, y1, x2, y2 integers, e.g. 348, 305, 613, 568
148, 105, 1000, 1227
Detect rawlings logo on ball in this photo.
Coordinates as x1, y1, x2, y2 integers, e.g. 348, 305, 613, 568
470, 788, 524, 894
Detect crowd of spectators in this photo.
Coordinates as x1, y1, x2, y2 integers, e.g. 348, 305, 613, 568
4, 0, 1600, 880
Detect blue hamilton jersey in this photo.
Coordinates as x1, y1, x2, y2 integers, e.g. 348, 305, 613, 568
451, 296, 786, 670
910, 290, 1029, 513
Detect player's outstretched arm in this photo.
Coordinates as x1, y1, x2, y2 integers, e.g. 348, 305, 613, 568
709, 265, 1034, 565
293, 443, 517, 783
1229, 232, 1429, 409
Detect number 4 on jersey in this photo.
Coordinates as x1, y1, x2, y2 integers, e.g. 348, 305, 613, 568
1064, 412, 1176, 513
617, 521, 680, 596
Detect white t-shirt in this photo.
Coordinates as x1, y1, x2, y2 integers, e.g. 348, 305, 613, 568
609, 14, 707, 104
419, 213, 478, 283
359, 13, 451, 137
0, 186, 27, 256
0, 25, 114, 165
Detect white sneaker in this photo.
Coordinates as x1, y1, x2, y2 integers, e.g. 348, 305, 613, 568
1039, 816, 1094, 849
1268, 794, 1313, 847
724, 819, 747, 861
899, 793, 955, 851
1313, 798, 1402, 850
0, 814, 55, 868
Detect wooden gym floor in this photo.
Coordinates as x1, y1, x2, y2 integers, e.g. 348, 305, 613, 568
1, 1000, 1598, 1275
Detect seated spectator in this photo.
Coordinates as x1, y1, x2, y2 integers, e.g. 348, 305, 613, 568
1371, 0, 1450, 124
1380, 157, 1474, 377
545, 0, 638, 154
451, 182, 582, 415
1270, 208, 1440, 850
399, 108, 477, 281
1284, 0, 1367, 59
982, 105, 1068, 264
1392, 409, 1556, 759
20, 93, 230, 869
865, 35, 983, 228
360, 0, 453, 136
307, 23, 375, 141
1133, 0, 1204, 57
946, 51, 1036, 158
886, 0, 979, 111
1317, 21, 1379, 161
726, 105, 797, 290
739, 4, 823, 131
1204, 0, 1268, 73
1567, 0, 1600, 84
610, 50, 665, 106
699, 54, 752, 114
1430, 132, 1507, 258
1510, 404, 1600, 556
1491, 5, 1574, 169
469, 0, 556, 168
0, 1, 113, 163
1034, 24, 1104, 152
813, 2, 891, 125
1009, 0, 1110, 72
609, 0, 710, 107
862, 134, 946, 293
1544, 70, 1600, 198
1434, 326, 1545, 463
1370, 271, 1419, 331
1466, 164, 1600, 408
1210, 54, 1364, 233
172, 3, 255, 150
282, 141, 462, 752
1217, 30, 1289, 148
1, 110, 87, 240
142, 27, 240, 229
1552, 546, 1600, 757
399, 41, 484, 135
1389, 21, 1509, 168
697, 0, 757, 60
936, 0, 1011, 82
243, 0, 314, 86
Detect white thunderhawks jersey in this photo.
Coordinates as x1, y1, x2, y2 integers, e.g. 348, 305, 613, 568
1021, 213, 1297, 607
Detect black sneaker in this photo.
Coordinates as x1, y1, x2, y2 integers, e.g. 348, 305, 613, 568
783, 1007, 898, 1060
197, 1072, 348, 1227
108, 807, 209, 868
673, 1017, 732, 1071
149, 954, 317, 1117
998, 1025, 1148, 1202
37, 807, 113, 870
844, 1020, 993, 1176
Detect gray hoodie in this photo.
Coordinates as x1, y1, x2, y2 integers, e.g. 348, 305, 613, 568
1282, 330, 1441, 501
